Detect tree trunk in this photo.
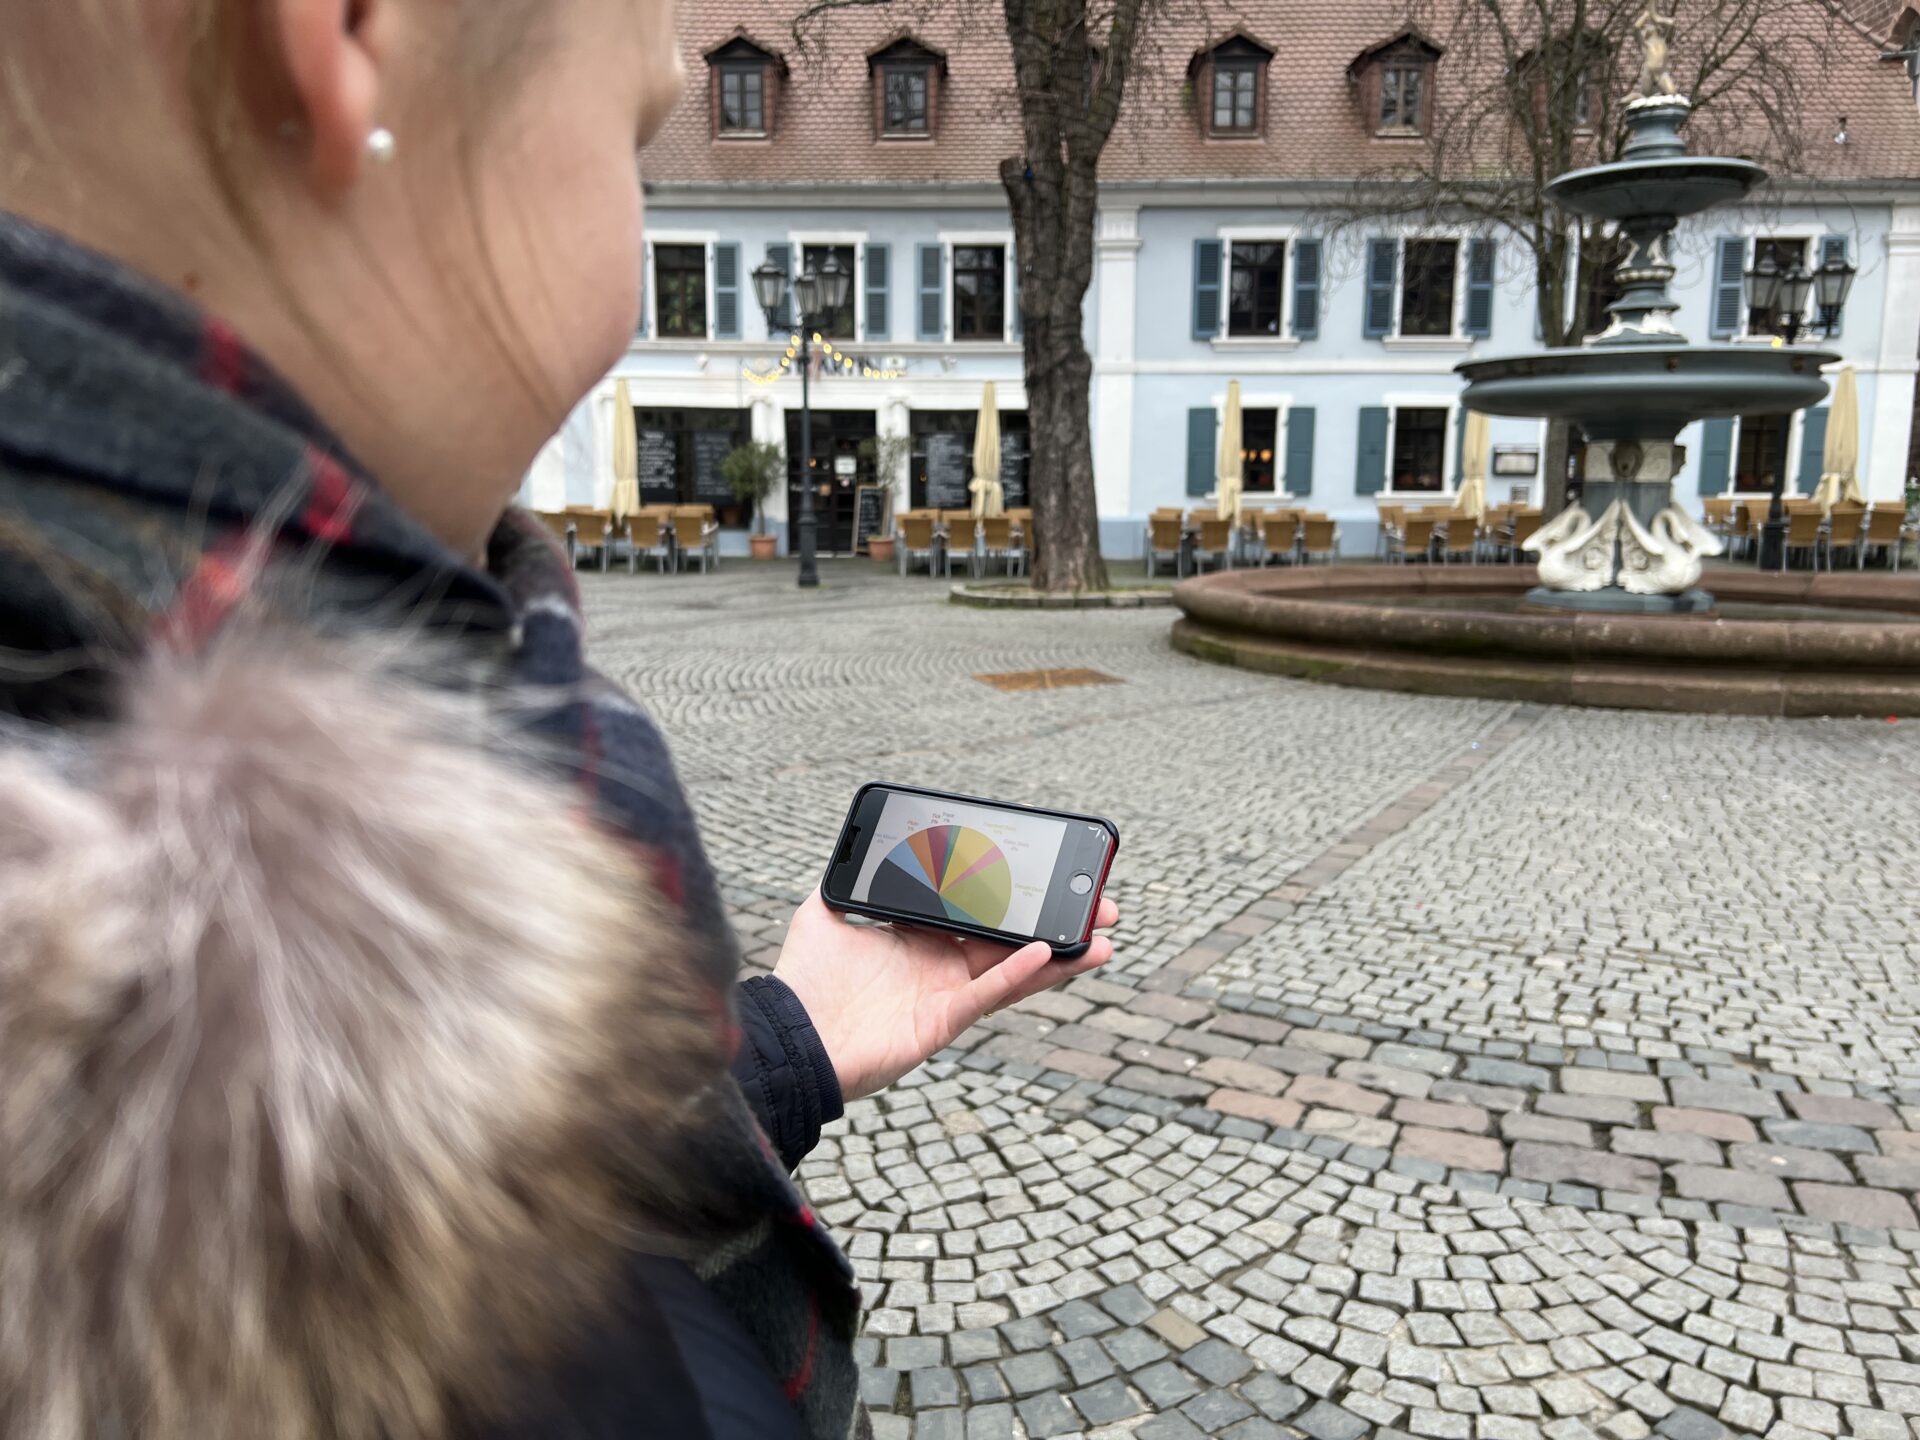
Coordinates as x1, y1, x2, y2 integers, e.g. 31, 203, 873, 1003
1027, 342, 1106, 591
1542, 419, 1572, 519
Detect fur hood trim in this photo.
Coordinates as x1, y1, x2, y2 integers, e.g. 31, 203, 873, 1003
0, 629, 730, 1440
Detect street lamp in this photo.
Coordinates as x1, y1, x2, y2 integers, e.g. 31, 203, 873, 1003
751, 252, 852, 588
1744, 248, 1856, 569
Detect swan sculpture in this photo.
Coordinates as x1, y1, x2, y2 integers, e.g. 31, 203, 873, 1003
1525, 500, 1623, 592
1617, 503, 1723, 595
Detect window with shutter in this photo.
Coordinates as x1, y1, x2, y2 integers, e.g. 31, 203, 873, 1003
1709, 236, 1746, 339
1696, 418, 1734, 495
1356, 407, 1390, 494
1400, 240, 1458, 337
865, 244, 889, 340
1226, 241, 1286, 337
712, 243, 740, 339
1291, 239, 1321, 339
1193, 240, 1223, 339
1797, 408, 1829, 494
654, 244, 709, 338
1363, 239, 1396, 337
916, 244, 943, 340
1464, 238, 1494, 337
1186, 409, 1217, 496
1284, 406, 1316, 496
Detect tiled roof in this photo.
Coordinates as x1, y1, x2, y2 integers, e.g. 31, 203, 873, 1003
641, 0, 1920, 186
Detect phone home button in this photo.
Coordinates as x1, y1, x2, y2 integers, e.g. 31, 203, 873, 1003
1069, 872, 1094, 896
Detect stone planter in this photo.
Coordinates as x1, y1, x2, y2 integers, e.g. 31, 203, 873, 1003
749, 533, 777, 560
868, 536, 896, 563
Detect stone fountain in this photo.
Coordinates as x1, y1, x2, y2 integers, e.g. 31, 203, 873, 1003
1167, 23, 1920, 716
1458, 13, 1834, 611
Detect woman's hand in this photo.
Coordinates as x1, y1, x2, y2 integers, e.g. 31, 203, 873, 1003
772, 890, 1118, 1102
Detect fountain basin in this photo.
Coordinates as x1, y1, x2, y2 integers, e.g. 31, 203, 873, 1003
1171, 566, 1920, 716
1544, 156, 1766, 222
1458, 344, 1837, 438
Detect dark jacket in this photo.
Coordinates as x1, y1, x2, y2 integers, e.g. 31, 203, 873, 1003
0, 211, 858, 1440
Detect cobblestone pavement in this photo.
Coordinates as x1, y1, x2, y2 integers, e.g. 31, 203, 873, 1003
583, 562, 1920, 1440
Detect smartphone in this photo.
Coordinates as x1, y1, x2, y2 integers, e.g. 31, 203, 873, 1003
821, 783, 1119, 958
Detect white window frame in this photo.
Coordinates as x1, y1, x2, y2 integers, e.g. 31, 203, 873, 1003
1213, 226, 1302, 351
940, 230, 1017, 346
788, 230, 870, 344
1211, 389, 1297, 498
1734, 229, 1820, 341
1729, 411, 1809, 497
644, 232, 720, 342
1380, 392, 1460, 499
1379, 232, 1476, 350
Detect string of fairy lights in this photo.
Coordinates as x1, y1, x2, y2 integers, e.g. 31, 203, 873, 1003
743, 333, 906, 385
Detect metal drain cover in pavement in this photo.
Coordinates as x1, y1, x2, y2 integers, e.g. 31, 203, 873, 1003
973, 667, 1122, 692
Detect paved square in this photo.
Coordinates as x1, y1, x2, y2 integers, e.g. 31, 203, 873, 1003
585, 563, 1920, 1440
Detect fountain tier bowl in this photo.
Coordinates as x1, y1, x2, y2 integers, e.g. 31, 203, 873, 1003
1544, 156, 1767, 222
1458, 344, 1837, 439
1170, 566, 1920, 716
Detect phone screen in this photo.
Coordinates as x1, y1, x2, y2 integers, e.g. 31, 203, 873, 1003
849, 790, 1071, 936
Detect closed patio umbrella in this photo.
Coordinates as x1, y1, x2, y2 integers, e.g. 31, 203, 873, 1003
970, 382, 1005, 518
1456, 409, 1490, 523
610, 378, 640, 521
1217, 380, 1244, 526
1823, 365, 1862, 511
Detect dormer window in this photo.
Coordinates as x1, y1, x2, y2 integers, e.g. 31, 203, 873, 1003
868, 38, 946, 140
705, 36, 783, 140
1193, 34, 1274, 139
1352, 33, 1442, 138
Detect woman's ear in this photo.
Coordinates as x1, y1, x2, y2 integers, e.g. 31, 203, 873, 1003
269, 0, 383, 195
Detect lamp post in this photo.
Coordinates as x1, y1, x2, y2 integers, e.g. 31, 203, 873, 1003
1745, 247, 1854, 569
751, 252, 852, 588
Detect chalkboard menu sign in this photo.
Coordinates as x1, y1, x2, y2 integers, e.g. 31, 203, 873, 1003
924, 432, 972, 509
638, 430, 676, 503
999, 432, 1029, 509
853, 485, 887, 554
691, 430, 735, 503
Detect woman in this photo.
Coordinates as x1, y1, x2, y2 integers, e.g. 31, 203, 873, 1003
0, 3, 1116, 1437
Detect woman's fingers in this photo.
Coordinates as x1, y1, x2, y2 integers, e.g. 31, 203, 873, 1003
1094, 897, 1118, 929
958, 941, 1057, 1024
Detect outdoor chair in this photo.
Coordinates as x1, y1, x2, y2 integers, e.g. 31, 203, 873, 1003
1439, 515, 1479, 564
1865, 504, 1907, 570
625, 513, 671, 575
1726, 504, 1756, 560
1300, 518, 1338, 565
942, 511, 980, 564
1510, 509, 1544, 560
1703, 497, 1734, 544
1826, 505, 1868, 569
979, 516, 1026, 578
1376, 504, 1405, 558
671, 506, 719, 573
1192, 518, 1234, 573
1389, 514, 1439, 563
1783, 509, 1823, 570
1145, 514, 1184, 578
535, 510, 576, 565
569, 511, 614, 572
1260, 514, 1300, 566
898, 514, 948, 577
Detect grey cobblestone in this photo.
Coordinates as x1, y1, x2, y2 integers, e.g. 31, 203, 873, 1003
587, 568, 1920, 1440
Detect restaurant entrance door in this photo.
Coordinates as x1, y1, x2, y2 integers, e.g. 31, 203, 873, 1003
786, 410, 876, 554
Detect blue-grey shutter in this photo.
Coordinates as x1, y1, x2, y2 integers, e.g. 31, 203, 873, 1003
1797, 408, 1829, 494
1186, 408, 1217, 496
638, 245, 649, 338
1356, 406, 1390, 494
765, 243, 792, 331
917, 244, 943, 341
1193, 240, 1223, 339
1465, 239, 1495, 338
1820, 234, 1848, 337
864, 243, 889, 340
1364, 239, 1397, 338
1009, 245, 1021, 341
1291, 239, 1321, 339
1697, 418, 1734, 495
1284, 406, 1316, 496
1710, 236, 1746, 339
1452, 405, 1469, 486
713, 242, 740, 339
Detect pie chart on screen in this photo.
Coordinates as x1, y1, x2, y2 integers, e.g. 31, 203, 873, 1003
869, 825, 1013, 929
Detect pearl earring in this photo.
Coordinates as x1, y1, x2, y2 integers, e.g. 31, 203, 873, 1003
367, 127, 397, 166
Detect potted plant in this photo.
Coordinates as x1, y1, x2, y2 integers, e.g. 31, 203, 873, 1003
722, 440, 785, 559
858, 434, 914, 562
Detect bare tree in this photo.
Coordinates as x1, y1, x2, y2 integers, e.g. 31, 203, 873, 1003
796, 0, 1185, 590
1331, 0, 1844, 514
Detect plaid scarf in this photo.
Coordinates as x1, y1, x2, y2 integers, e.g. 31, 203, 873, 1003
0, 212, 860, 1439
